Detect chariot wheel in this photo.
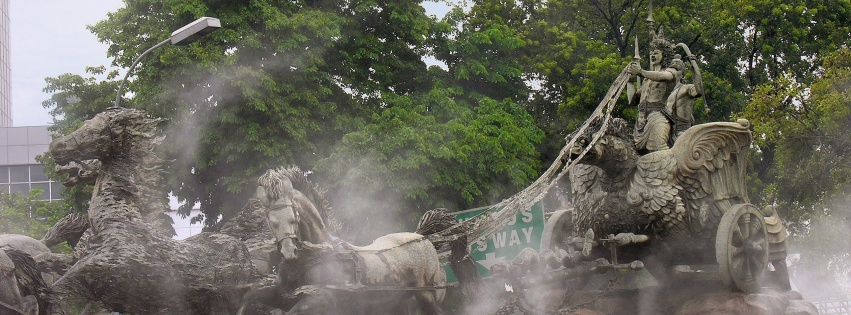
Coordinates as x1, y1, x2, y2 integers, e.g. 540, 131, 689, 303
715, 203, 769, 293
540, 210, 573, 252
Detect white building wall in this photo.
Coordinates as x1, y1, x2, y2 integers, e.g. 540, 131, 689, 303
0, 125, 62, 200
0, 0, 11, 127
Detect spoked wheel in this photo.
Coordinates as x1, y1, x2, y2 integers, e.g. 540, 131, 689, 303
716, 203, 769, 293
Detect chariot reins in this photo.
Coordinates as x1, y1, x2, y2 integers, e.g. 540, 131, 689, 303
426, 65, 632, 253
265, 66, 632, 258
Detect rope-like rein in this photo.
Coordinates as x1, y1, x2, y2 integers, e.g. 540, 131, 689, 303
427, 65, 632, 251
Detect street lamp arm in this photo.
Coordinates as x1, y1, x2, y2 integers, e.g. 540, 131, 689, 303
111, 17, 220, 108
113, 38, 171, 107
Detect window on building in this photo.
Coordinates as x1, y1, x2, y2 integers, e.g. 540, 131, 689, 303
50, 183, 64, 200
9, 183, 29, 195
30, 165, 48, 182
9, 166, 28, 183
31, 183, 50, 200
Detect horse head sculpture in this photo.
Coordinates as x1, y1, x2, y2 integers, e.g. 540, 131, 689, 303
50, 108, 163, 166
46, 108, 260, 314
263, 190, 301, 261
257, 167, 330, 262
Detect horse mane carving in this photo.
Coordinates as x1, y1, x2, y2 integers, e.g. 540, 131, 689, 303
0, 246, 50, 315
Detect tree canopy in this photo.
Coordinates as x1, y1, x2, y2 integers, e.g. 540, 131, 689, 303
41, 0, 851, 248
741, 48, 851, 273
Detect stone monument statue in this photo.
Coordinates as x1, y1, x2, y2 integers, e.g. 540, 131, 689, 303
667, 44, 706, 142
628, 31, 678, 153
48, 108, 260, 315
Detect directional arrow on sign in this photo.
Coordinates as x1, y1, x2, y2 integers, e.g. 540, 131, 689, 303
443, 202, 545, 282
476, 252, 505, 271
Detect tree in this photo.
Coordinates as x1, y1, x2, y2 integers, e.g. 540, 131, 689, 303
316, 83, 543, 240
46, 0, 441, 228
38, 0, 550, 241
40, 0, 851, 246
0, 190, 68, 238
742, 48, 851, 274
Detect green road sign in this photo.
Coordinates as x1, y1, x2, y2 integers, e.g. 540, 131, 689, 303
444, 201, 545, 282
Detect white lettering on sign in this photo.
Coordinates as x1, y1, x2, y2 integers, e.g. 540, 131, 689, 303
482, 227, 536, 250
476, 238, 488, 252
446, 202, 544, 281
521, 208, 533, 223
508, 230, 521, 246
469, 207, 542, 253
493, 231, 508, 248
522, 227, 534, 242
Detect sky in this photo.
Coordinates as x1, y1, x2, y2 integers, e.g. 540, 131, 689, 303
10, 1, 125, 127
7, 1, 451, 127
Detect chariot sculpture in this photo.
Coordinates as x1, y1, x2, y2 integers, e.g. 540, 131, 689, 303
540, 116, 790, 294
533, 4, 792, 296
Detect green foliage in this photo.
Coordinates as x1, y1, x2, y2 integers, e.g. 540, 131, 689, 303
317, 84, 543, 239
46, 0, 444, 225
730, 0, 851, 87
431, 1, 529, 101
744, 49, 851, 226
0, 190, 69, 238
742, 48, 851, 272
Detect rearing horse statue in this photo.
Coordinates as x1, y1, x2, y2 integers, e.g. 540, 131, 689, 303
49, 108, 260, 314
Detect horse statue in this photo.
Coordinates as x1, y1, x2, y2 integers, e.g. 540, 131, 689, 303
48, 108, 260, 314
0, 246, 49, 315
238, 166, 474, 315
563, 116, 789, 291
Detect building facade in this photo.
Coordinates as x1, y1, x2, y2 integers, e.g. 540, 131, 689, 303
0, 0, 10, 127
0, 126, 63, 201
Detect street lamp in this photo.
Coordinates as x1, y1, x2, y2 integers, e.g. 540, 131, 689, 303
113, 17, 221, 107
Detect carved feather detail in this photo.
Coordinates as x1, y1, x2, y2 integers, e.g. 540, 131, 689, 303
572, 119, 754, 240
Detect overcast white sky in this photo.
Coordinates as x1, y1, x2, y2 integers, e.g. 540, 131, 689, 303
10, 1, 124, 126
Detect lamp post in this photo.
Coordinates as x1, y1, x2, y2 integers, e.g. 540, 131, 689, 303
113, 17, 221, 107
